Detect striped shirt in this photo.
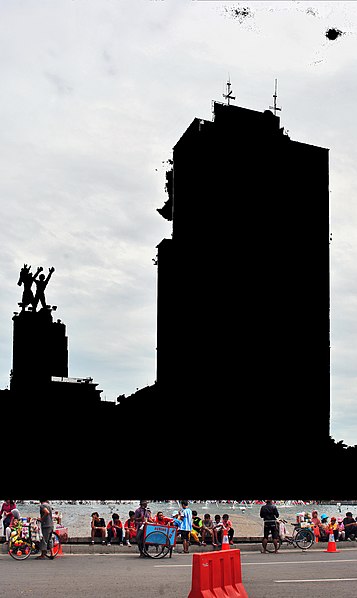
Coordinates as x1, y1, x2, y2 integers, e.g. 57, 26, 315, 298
180, 507, 193, 531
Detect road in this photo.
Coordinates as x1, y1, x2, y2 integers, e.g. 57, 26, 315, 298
2, 547, 357, 597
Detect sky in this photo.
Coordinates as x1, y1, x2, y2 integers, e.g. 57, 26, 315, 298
1, 0, 357, 445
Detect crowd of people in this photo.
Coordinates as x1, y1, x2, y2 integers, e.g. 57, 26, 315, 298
90, 500, 235, 553
259, 499, 357, 553
0, 498, 62, 559
309, 509, 357, 542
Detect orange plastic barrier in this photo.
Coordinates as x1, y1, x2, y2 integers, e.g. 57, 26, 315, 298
188, 549, 248, 598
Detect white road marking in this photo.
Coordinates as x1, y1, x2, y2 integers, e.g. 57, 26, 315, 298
243, 558, 357, 565
276, 578, 357, 583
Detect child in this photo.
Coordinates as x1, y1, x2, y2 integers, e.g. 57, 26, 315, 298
327, 516, 339, 542
222, 513, 235, 545
337, 517, 345, 541
213, 514, 224, 544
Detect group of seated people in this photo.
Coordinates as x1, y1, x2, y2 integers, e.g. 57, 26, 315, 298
91, 511, 137, 545
186, 511, 235, 547
90, 509, 235, 547
309, 510, 357, 542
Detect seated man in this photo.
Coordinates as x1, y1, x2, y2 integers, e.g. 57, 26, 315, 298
190, 510, 202, 545
343, 512, 357, 540
213, 514, 224, 544
124, 511, 136, 546
154, 511, 172, 526
107, 513, 124, 546
91, 512, 106, 545
201, 513, 218, 546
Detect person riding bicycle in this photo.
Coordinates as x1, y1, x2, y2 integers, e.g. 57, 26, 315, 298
259, 499, 280, 554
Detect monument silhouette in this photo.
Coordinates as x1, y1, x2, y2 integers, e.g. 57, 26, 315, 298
4, 87, 353, 499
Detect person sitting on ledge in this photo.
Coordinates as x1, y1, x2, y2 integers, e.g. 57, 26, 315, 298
106, 513, 124, 546
222, 513, 235, 545
90, 512, 106, 545
201, 513, 218, 547
124, 511, 136, 546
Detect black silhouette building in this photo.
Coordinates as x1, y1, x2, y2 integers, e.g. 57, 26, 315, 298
154, 102, 330, 442
114, 98, 331, 497
4, 96, 332, 499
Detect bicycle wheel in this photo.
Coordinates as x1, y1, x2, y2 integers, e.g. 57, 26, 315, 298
294, 528, 314, 550
45, 531, 61, 558
142, 530, 171, 559
265, 536, 282, 553
8, 537, 32, 560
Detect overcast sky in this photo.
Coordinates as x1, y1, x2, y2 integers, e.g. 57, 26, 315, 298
1, 1, 357, 445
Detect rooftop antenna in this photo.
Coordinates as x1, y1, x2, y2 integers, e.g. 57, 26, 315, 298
223, 75, 235, 105
269, 78, 281, 116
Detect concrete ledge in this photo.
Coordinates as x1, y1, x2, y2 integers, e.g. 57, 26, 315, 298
2, 535, 357, 555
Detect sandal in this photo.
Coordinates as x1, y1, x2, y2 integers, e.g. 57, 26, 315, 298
35, 555, 46, 560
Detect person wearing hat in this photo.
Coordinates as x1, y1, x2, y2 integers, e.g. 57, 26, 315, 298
134, 500, 154, 556
170, 510, 182, 530
319, 514, 329, 541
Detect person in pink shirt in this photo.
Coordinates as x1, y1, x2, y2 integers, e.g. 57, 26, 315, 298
222, 513, 235, 545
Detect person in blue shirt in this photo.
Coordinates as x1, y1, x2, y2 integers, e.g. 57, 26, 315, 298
178, 500, 193, 554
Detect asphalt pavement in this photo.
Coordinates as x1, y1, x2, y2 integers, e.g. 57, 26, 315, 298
2, 545, 357, 597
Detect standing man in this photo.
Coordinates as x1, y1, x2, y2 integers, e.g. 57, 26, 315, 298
179, 500, 193, 554
37, 498, 54, 559
134, 499, 153, 557
259, 499, 280, 554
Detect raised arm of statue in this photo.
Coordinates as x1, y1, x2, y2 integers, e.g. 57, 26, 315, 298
44, 267, 55, 287
34, 267, 55, 310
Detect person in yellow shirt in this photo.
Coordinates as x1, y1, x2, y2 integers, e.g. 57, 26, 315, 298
327, 516, 339, 541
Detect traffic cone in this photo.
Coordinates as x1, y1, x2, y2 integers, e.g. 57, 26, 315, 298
324, 532, 340, 553
221, 528, 230, 550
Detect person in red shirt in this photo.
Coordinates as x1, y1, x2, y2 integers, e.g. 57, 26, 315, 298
124, 510, 136, 546
154, 511, 172, 526
0, 499, 17, 538
106, 513, 123, 546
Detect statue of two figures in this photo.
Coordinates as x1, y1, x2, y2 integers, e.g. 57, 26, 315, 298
17, 264, 55, 312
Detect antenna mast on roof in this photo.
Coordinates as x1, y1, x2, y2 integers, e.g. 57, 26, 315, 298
223, 75, 235, 105
269, 78, 281, 116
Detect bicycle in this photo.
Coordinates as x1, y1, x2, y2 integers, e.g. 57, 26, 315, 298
140, 522, 177, 559
8, 518, 61, 561
265, 519, 314, 552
